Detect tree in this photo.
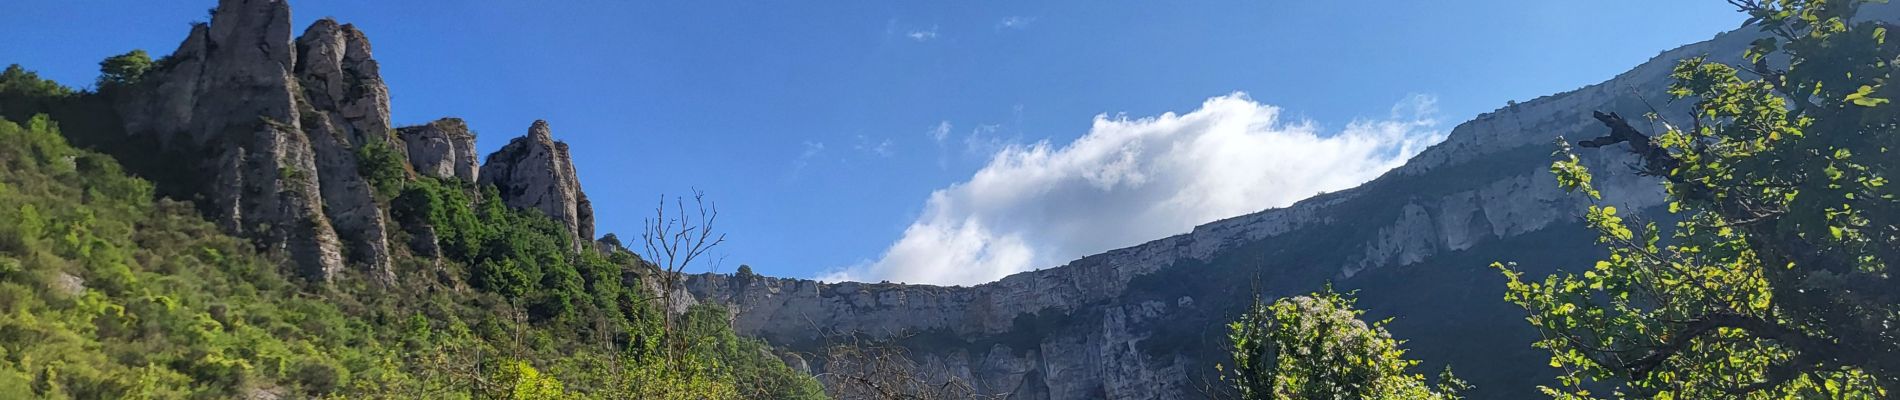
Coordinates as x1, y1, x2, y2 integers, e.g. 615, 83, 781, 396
1497, 0, 1898, 397
736, 264, 756, 278
1222, 288, 1466, 400
638, 190, 726, 363
0, 64, 74, 122
96, 49, 152, 89
491, 361, 571, 400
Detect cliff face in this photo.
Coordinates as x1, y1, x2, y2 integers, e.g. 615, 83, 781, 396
399, 118, 480, 183
112, 0, 597, 281
683, 19, 1788, 400
293, 18, 396, 281
479, 120, 596, 248
115, 0, 351, 280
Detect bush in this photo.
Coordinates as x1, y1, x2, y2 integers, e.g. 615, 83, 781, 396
1225, 288, 1465, 400
96, 50, 152, 90
354, 139, 407, 200
293, 359, 346, 395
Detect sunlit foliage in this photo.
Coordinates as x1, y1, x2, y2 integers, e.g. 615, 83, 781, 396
1498, 0, 1899, 397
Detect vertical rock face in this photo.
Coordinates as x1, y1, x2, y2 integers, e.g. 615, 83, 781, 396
479, 120, 595, 248
293, 19, 390, 147
293, 18, 395, 280
398, 118, 480, 182
114, 0, 398, 280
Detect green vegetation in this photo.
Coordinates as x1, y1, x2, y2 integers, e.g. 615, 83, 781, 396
1222, 288, 1466, 400
96, 50, 152, 90
0, 65, 72, 123
1, 62, 200, 205
1496, 0, 1898, 397
1229, 1, 1898, 399
0, 115, 372, 398
0, 64, 822, 397
355, 139, 408, 202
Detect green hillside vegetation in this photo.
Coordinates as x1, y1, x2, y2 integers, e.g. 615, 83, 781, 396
0, 71, 822, 398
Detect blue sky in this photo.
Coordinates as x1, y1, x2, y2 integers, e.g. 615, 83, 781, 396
2, 1, 1742, 284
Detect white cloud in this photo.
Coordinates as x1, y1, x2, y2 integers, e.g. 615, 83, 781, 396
998, 16, 1036, 30
928, 121, 953, 142
963, 123, 1008, 155
907, 26, 940, 42
821, 93, 1444, 285
784, 141, 827, 182
855, 135, 896, 158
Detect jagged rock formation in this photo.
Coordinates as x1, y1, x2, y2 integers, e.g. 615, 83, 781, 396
479, 120, 596, 248
398, 118, 480, 182
293, 18, 395, 281
114, 0, 350, 279
683, 15, 1865, 399
109, 0, 604, 279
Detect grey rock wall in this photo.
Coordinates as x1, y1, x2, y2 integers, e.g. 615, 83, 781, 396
684, 17, 1794, 399
399, 118, 480, 182
112, 0, 605, 279
479, 120, 596, 248
115, 0, 349, 279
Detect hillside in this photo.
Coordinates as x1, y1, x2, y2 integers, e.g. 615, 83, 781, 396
0, 0, 818, 398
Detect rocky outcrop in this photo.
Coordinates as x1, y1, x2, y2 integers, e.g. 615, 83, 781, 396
479, 120, 595, 248
294, 18, 395, 280
293, 19, 390, 147
684, 16, 1815, 399
398, 118, 479, 182
113, 0, 399, 280
116, 0, 344, 279
110, 0, 612, 281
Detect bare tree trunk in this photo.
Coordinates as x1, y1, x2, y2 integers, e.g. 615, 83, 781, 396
639, 190, 726, 369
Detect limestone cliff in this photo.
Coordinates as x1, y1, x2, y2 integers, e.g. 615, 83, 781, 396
683, 17, 1815, 399
110, 0, 604, 281
114, 0, 349, 279
293, 18, 395, 281
399, 118, 480, 182
479, 120, 596, 248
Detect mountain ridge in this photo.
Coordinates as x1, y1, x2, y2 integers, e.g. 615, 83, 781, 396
679, 10, 1858, 398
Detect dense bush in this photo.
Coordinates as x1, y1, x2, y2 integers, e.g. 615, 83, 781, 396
1223, 288, 1466, 399
95, 50, 152, 89
393, 177, 603, 321
354, 139, 408, 201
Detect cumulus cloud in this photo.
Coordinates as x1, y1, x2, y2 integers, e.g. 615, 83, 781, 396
821, 93, 1445, 285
